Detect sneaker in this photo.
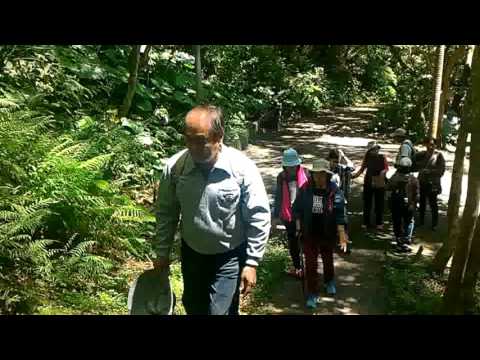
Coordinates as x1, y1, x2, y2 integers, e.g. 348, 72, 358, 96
390, 237, 400, 245
296, 269, 304, 279
376, 225, 384, 231
361, 225, 368, 230
325, 280, 337, 296
395, 244, 412, 253
306, 294, 318, 309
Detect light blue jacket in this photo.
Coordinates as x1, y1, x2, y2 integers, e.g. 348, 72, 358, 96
154, 145, 271, 267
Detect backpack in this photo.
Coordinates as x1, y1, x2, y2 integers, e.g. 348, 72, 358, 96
397, 140, 416, 169
405, 140, 417, 168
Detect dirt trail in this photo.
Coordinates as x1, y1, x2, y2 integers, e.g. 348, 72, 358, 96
244, 106, 453, 315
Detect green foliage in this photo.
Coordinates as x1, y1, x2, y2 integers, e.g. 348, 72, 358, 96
285, 67, 329, 115
242, 239, 290, 313
0, 108, 154, 314
384, 257, 444, 314
37, 290, 128, 315
1, 44, 460, 314
169, 262, 186, 315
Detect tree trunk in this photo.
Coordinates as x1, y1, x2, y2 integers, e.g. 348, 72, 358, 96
458, 47, 480, 313
119, 45, 141, 118
437, 46, 467, 148
194, 45, 203, 103
432, 119, 469, 274
431, 45, 446, 141
431, 46, 475, 275
462, 221, 480, 312
443, 46, 480, 314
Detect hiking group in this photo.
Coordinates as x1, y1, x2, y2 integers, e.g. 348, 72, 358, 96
147, 104, 446, 314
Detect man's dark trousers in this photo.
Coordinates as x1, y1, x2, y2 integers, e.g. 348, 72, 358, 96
181, 240, 246, 315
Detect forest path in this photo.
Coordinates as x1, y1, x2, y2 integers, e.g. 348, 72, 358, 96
244, 106, 455, 314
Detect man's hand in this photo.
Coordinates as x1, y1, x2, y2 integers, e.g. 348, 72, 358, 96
152, 257, 170, 271
338, 230, 350, 253
239, 265, 257, 297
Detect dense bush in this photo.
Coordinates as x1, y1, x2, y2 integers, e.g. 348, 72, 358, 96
0, 106, 154, 313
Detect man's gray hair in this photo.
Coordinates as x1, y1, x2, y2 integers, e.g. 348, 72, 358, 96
187, 105, 225, 140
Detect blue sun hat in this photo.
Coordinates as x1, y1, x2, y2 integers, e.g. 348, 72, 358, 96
282, 148, 302, 167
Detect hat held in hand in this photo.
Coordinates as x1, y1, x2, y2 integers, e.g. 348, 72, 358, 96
128, 268, 175, 315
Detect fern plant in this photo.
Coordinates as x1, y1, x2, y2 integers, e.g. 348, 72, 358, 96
0, 107, 154, 313
0, 194, 56, 314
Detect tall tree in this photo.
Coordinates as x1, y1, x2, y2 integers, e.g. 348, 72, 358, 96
459, 47, 480, 313
431, 45, 475, 275
194, 45, 203, 103
436, 46, 467, 148
119, 45, 141, 118
443, 46, 480, 314
431, 45, 446, 142
461, 221, 480, 312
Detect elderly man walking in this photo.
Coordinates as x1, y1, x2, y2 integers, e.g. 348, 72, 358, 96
153, 105, 271, 315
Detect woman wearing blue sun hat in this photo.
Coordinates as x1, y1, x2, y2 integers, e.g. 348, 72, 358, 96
272, 148, 309, 278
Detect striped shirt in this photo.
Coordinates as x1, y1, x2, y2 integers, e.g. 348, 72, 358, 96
331, 164, 354, 200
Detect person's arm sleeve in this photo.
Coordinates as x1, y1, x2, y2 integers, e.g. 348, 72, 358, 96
152, 162, 181, 260
434, 153, 446, 177
272, 174, 282, 219
409, 178, 419, 205
240, 160, 271, 267
407, 178, 413, 205
414, 179, 420, 204
415, 178, 420, 201
356, 156, 367, 175
412, 153, 420, 172
334, 190, 347, 225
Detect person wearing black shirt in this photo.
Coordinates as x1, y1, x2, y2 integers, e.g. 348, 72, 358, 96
352, 141, 389, 230
293, 159, 349, 310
